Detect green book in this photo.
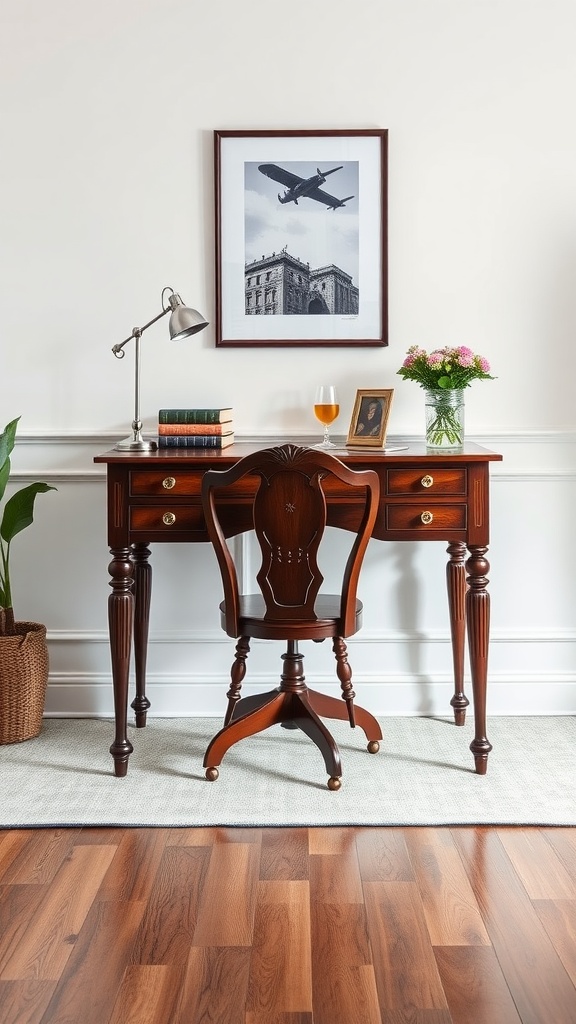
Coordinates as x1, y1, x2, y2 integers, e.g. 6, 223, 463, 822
158, 408, 232, 425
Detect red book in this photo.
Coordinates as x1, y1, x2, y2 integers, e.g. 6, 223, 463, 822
158, 422, 232, 436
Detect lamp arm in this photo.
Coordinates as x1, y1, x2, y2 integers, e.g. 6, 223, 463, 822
110, 303, 171, 452
112, 306, 170, 358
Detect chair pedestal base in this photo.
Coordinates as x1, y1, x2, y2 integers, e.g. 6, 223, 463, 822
203, 643, 382, 789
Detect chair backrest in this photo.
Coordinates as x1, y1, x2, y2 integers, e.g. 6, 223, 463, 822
201, 444, 380, 638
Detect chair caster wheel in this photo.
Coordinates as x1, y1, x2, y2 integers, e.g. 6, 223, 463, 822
327, 776, 342, 791
206, 767, 219, 781
367, 740, 380, 754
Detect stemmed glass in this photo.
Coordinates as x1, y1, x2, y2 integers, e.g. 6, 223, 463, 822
313, 385, 339, 448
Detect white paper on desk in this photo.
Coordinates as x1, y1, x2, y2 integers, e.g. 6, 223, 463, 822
345, 445, 410, 452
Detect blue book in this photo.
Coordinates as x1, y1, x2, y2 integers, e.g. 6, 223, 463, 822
158, 433, 234, 448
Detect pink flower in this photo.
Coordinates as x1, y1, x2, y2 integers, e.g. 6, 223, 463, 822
428, 351, 444, 367
478, 356, 491, 372
457, 348, 474, 367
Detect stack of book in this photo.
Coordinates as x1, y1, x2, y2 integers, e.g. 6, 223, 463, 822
157, 409, 234, 448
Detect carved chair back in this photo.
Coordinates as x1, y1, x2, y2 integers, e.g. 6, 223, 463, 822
201, 444, 380, 639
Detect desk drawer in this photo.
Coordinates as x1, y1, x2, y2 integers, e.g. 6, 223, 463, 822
386, 468, 467, 495
130, 470, 204, 497
386, 504, 467, 532
130, 506, 205, 532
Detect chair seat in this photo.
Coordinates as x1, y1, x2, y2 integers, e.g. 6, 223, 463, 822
219, 594, 363, 641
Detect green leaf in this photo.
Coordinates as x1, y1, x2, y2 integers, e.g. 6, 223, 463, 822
0, 418, 19, 502
0, 456, 10, 505
437, 376, 452, 389
0, 482, 57, 544
0, 417, 20, 470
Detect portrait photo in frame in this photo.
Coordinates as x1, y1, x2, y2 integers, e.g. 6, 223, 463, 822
346, 389, 394, 448
214, 128, 388, 347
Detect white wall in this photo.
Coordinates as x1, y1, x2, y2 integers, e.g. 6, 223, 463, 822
2, 0, 575, 718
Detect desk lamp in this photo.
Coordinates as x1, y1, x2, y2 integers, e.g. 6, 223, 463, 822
111, 286, 209, 451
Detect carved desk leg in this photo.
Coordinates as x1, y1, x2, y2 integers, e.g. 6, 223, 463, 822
131, 543, 152, 728
108, 547, 134, 777
446, 541, 469, 725
466, 545, 493, 774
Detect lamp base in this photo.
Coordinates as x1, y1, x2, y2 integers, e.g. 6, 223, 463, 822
113, 435, 158, 452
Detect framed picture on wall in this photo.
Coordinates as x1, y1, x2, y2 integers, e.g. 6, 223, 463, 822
214, 128, 388, 348
346, 389, 394, 448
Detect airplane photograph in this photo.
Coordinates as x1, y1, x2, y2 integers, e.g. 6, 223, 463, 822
244, 160, 360, 290
258, 162, 355, 210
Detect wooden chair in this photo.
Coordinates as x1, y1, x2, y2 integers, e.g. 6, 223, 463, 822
201, 443, 382, 790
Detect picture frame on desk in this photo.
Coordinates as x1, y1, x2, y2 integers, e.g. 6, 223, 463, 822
214, 128, 388, 348
346, 389, 394, 448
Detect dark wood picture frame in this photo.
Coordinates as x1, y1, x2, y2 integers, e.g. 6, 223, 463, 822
346, 389, 394, 448
214, 128, 388, 348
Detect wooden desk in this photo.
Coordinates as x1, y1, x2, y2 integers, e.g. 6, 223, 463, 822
94, 440, 502, 777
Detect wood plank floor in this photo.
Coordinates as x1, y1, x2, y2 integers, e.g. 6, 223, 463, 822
1, 825, 575, 1023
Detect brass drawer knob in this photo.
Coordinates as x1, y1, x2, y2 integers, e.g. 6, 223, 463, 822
162, 476, 176, 490
421, 475, 434, 488
162, 512, 176, 526
420, 510, 434, 525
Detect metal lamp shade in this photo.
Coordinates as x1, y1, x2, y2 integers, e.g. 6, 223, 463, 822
168, 299, 209, 342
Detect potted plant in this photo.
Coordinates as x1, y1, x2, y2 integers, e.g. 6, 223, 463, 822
0, 417, 56, 743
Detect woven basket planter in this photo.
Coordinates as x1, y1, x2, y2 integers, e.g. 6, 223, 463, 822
0, 621, 48, 744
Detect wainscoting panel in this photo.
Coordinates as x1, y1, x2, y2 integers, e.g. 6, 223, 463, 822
9, 432, 576, 718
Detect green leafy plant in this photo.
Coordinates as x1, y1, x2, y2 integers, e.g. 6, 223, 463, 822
0, 418, 56, 636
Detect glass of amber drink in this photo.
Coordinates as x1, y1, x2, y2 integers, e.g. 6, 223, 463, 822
313, 385, 339, 448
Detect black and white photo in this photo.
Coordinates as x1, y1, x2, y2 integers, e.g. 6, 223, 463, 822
215, 129, 388, 347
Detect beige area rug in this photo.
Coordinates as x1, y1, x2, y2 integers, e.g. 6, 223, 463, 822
1, 716, 575, 828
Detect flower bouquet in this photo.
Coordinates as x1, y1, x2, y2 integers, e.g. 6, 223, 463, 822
397, 345, 494, 449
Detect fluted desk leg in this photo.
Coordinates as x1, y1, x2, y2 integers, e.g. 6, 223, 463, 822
108, 547, 134, 777
446, 541, 469, 726
466, 545, 493, 774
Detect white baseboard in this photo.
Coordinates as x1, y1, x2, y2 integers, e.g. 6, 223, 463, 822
44, 672, 576, 718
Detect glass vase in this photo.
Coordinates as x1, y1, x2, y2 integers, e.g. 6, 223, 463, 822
424, 389, 465, 452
